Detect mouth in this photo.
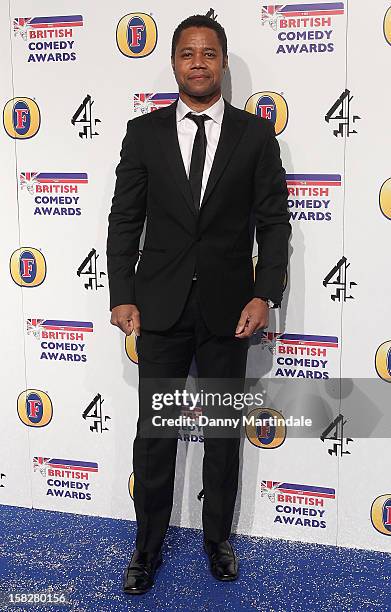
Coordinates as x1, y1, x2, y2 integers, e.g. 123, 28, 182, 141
189, 74, 210, 80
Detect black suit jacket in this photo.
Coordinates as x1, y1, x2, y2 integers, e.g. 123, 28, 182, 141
106, 97, 291, 336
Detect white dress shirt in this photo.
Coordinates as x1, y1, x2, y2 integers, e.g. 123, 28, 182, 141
176, 94, 224, 206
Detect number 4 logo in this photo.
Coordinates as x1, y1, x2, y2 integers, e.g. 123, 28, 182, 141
323, 256, 357, 302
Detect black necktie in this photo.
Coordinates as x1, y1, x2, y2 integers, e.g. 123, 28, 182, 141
186, 112, 211, 210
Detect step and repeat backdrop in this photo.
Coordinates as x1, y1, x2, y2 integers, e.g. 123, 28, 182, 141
1, 1, 390, 553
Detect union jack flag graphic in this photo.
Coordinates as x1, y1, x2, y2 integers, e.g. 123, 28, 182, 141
13, 17, 33, 40
133, 93, 178, 115
261, 5, 286, 28
260, 480, 282, 501
27, 319, 46, 339
19, 172, 39, 195
262, 5, 285, 18
33, 456, 51, 476
260, 332, 284, 353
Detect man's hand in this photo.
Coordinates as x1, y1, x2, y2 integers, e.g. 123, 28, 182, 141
110, 304, 141, 336
235, 298, 269, 339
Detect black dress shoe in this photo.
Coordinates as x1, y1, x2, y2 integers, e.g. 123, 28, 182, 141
203, 539, 238, 581
123, 549, 162, 594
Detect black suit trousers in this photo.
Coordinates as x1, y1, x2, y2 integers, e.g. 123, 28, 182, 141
132, 279, 249, 552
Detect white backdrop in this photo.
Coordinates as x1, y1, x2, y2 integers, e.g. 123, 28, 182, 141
1, 1, 391, 553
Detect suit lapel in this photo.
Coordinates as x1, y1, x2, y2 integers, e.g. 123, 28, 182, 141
200, 100, 247, 210
154, 99, 196, 217
153, 97, 248, 217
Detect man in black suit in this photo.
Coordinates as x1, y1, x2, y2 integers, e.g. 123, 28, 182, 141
106, 14, 291, 594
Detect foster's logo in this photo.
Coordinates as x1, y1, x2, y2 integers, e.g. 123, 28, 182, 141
245, 407, 286, 449
17, 390, 53, 427
117, 13, 157, 58
245, 92, 288, 135
384, 7, 391, 45
3, 97, 40, 139
379, 178, 391, 220
10, 247, 46, 287
371, 494, 391, 536
375, 341, 391, 382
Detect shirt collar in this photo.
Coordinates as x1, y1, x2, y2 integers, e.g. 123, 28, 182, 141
176, 94, 224, 125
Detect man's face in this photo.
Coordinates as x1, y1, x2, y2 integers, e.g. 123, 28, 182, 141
172, 26, 227, 97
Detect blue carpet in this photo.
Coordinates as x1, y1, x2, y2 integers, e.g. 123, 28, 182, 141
0, 505, 389, 611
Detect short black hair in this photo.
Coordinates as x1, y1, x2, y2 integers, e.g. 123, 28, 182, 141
171, 14, 228, 59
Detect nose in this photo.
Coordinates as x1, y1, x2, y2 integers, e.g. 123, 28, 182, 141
190, 52, 207, 69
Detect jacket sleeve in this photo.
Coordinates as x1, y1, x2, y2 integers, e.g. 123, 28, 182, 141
106, 119, 147, 310
252, 120, 291, 306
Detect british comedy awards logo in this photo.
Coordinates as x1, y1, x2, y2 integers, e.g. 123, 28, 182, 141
261, 480, 336, 529
261, 332, 339, 378
19, 172, 88, 217
26, 319, 93, 363
260, 2, 344, 54
13, 15, 83, 63
33, 456, 98, 501
287, 173, 341, 221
